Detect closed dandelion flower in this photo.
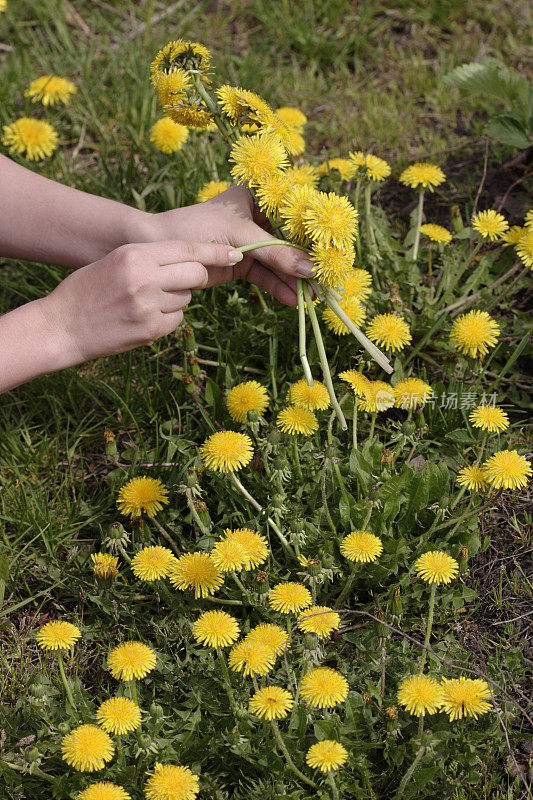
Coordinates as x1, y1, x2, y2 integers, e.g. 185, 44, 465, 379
117, 476, 169, 518
249, 686, 294, 719
415, 551, 459, 585
483, 450, 531, 490
343, 269, 373, 301
96, 697, 141, 735
280, 184, 318, 241
192, 610, 240, 648
300, 667, 349, 708
91, 553, 119, 580
107, 641, 156, 681
323, 295, 366, 335
2, 117, 58, 160
317, 157, 356, 181
306, 740, 348, 772
153, 69, 190, 106
502, 225, 526, 246
472, 209, 508, 241
364, 154, 391, 182
288, 379, 331, 411
340, 530, 383, 563
167, 105, 212, 129
37, 620, 81, 651
304, 191, 358, 251
196, 179, 230, 202
440, 676, 491, 721
226, 380, 269, 423
150, 38, 211, 77
131, 546, 175, 581
230, 132, 288, 187
339, 369, 370, 398
256, 170, 292, 216
310, 242, 354, 287
224, 528, 268, 569
25, 75, 77, 106
246, 623, 288, 654
470, 404, 509, 433
397, 675, 443, 716
269, 581, 312, 613
150, 118, 188, 154
366, 314, 412, 352
358, 381, 395, 413
62, 725, 114, 772
394, 378, 432, 410
169, 552, 223, 598
229, 639, 275, 676
419, 223, 452, 244
399, 163, 446, 191
200, 430, 253, 472
449, 310, 500, 359
77, 783, 131, 800
457, 465, 488, 492
275, 106, 307, 130
515, 229, 533, 268
144, 763, 199, 800
277, 405, 318, 435
210, 538, 247, 572
285, 163, 319, 187
298, 605, 341, 638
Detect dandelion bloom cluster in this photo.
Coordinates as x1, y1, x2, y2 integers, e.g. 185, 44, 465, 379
224, 528, 268, 569
440, 676, 491, 721
230, 132, 288, 186
192, 610, 240, 648
25, 75, 77, 105
286, 163, 319, 187
393, 378, 432, 410
502, 225, 526, 246
91, 553, 119, 580
117, 476, 169, 518
449, 310, 500, 359
469, 404, 509, 433
310, 242, 355, 287
482, 450, 531, 490
276, 106, 307, 130
2, 117, 58, 160
36, 621, 81, 651
62, 725, 114, 772
269, 582, 312, 613
456, 465, 488, 492
397, 674, 443, 716
144, 763, 199, 800
288, 379, 330, 411
196, 179, 231, 203
96, 697, 141, 735
364, 154, 391, 182
306, 740, 348, 772
77, 783, 131, 800
107, 641, 157, 681
415, 551, 459, 585
399, 162, 446, 191
249, 685, 294, 719
131, 546, 176, 581
300, 667, 349, 708
229, 639, 275, 676
303, 191, 358, 252
472, 210, 509, 241
366, 314, 412, 353
418, 223, 452, 244
169, 552, 223, 598
340, 531, 383, 563
150, 118, 189, 153
318, 157, 356, 181
277, 405, 318, 435
200, 430, 253, 472
226, 381, 268, 422
298, 605, 341, 638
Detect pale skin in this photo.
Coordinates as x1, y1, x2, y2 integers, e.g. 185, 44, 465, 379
0, 155, 314, 393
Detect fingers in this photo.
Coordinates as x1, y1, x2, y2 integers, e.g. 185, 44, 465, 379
237, 220, 314, 279
120, 240, 243, 268
246, 261, 298, 306
160, 290, 192, 314
159, 261, 209, 291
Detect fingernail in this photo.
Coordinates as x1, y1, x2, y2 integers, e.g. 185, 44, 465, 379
295, 260, 314, 277
229, 250, 243, 265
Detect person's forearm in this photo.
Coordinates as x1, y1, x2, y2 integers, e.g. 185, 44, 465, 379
0, 155, 154, 268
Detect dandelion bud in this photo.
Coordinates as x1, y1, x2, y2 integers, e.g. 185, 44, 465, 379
385, 706, 399, 733
247, 409, 260, 424
438, 496, 449, 510
391, 585, 402, 617
57, 722, 71, 735
193, 499, 211, 529
385, 705, 398, 720
308, 560, 322, 577
150, 702, 164, 720
322, 553, 335, 568
458, 546, 469, 575
266, 428, 281, 446
182, 324, 197, 353
401, 420, 416, 435
381, 448, 394, 467
184, 469, 199, 488
138, 733, 153, 749
25, 746, 40, 764
188, 355, 202, 377
450, 204, 463, 233
255, 571, 269, 593
362, 691, 372, 706
103, 428, 118, 456
30, 682, 46, 699
303, 633, 320, 650
272, 455, 289, 471
181, 372, 198, 396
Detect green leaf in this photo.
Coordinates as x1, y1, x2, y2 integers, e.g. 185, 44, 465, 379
0, 554, 9, 584
485, 114, 532, 148
444, 59, 531, 123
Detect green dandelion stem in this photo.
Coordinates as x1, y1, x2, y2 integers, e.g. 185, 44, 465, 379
185, 487, 211, 538
412, 188, 425, 262
237, 239, 308, 255
364, 183, 377, 250
326, 406, 350, 503
297, 278, 313, 385
231, 570, 249, 599
216, 648, 237, 713
369, 412, 377, 440
271, 720, 317, 789
393, 745, 426, 800
190, 73, 234, 141
130, 678, 139, 706
117, 543, 132, 564
321, 462, 337, 536
56, 651, 76, 710
116, 734, 123, 758
150, 517, 180, 557
352, 398, 358, 450
427, 244, 433, 277
252, 675, 259, 692
354, 180, 362, 262
204, 595, 244, 606
327, 771, 341, 800
418, 714, 424, 736
418, 583, 436, 672
291, 436, 303, 482
335, 561, 358, 610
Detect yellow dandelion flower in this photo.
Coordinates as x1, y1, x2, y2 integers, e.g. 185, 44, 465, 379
217, 85, 271, 125
393, 378, 432, 410
287, 379, 331, 411
249, 686, 294, 719
298, 605, 341, 638
200, 430, 253, 473
153, 69, 191, 107
397, 675, 443, 716
192, 610, 240, 649
210, 538, 247, 573
285, 163, 319, 187
2, 117, 58, 161
228, 639, 275, 676
366, 314, 412, 353
62, 725, 114, 772
399, 163, 446, 191
107, 641, 156, 681
91, 553, 119, 580
418, 223, 452, 244
525, 210, 533, 229
226, 381, 269, 423
117, 476, 169, 518
317, 158, 357, 181
339, 369, 370, 398
96, 697, 141, 735
150, 118, 188, 154
364, 154, 391, 182
285, 128, 306, 156
256, 170, 292, 216
348, 150, 367, 176
0, 0, 6, 10
150, 39, 211, 79
304, 191, 358, 251
483, 450, 531, 490
415, 551, 459, 585
131, 546, 175, 582
340, 531, 383, 563
246, 623, 288, 655
275, 106, 307, 130
25, 75, 77, 106
269, 581, 312, 613
457, 465, 488, 492
515, 229, 533, 268
167, 105, 213, 129
169, 552, 223, 598
343, 269, 373, 301
358, 381, 395, 413
323, 295, 366, 335
440, 676, 491, 721
472, 209, 508, 241
144, 763, 199, 800
449, 310, 500, 359
306, 740, 348, 772
230, 132, 288, 187
300, 667, 349, 708
501, 225, 526, 246
196, 179, 231, 203
36, 621, 81, 651
469, 404, 509, 433
279, 184, 319, 241
277, 405, 318, 435
309, 241, 355, 287
224, 528, 268, 569
77, 782, 131, 800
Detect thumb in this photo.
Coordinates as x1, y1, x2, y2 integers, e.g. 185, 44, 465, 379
238, 220, 314, 278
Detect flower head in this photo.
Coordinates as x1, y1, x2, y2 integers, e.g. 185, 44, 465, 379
151, 38, 211, 77
107, 641, 156, 681
230, 132, 288, 187
246, 623, 288, 654
210, 538, 247, 573
2, 117, 58, 160
224, 528, 268, 569
502, 225, 526, 246
226, 381, 268, 422
469, 404, 509, 433
397, 675, 443, 716
275, 106, 307, 130
358, 381, 395, 413
415, 551, 459, 585
515, 229, 533, 268
457, 465, 488, 492
217, 85, 271, 125
343, 269, 373, 301
300, 667, 349, 708
279, 184, 318, 241
196, 179, 230, 203
117, 477, 169, 518
169, 552, 223, 598
36, 621, 81, 651
399, 162, 446, 191
525, 210, 533, 229
228, 639, 275, 676
440, 676, 492, 721
249, 686, 294, 719
277, 405, 318, 435
150, 118, 188, 154
298, 605, 341, 638
304, 191, 358, 251
339, 369, 370, 398
418, 223, 452, 244
131, 546, 175, 581
306, 740, 348, 772
450, 310, 500, 359
192, 610, 240, 649
317, 157, 356, 181
340, 531, 383, 563
144, 763, 199, 800
288, 379, 331, 411
62, 725, 114, 772
269, 582, 312, 613
96, 697, 141, 735
77, 783, 131, 800
366, 314, 412, 353
472, 210, 509, 241
167, 105, 212, 129
323, 295, 366, 335
483, 450, 531, 490
25, 75, 77, 106
256, 170, 292, 216
285, 163, 319, 187
200, 430, 253, 472
364, 154, 391, 182
309, 242, 355, 287
153, 69, 191, 106
91, 553, 119, 580
393, 378, 432, 410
